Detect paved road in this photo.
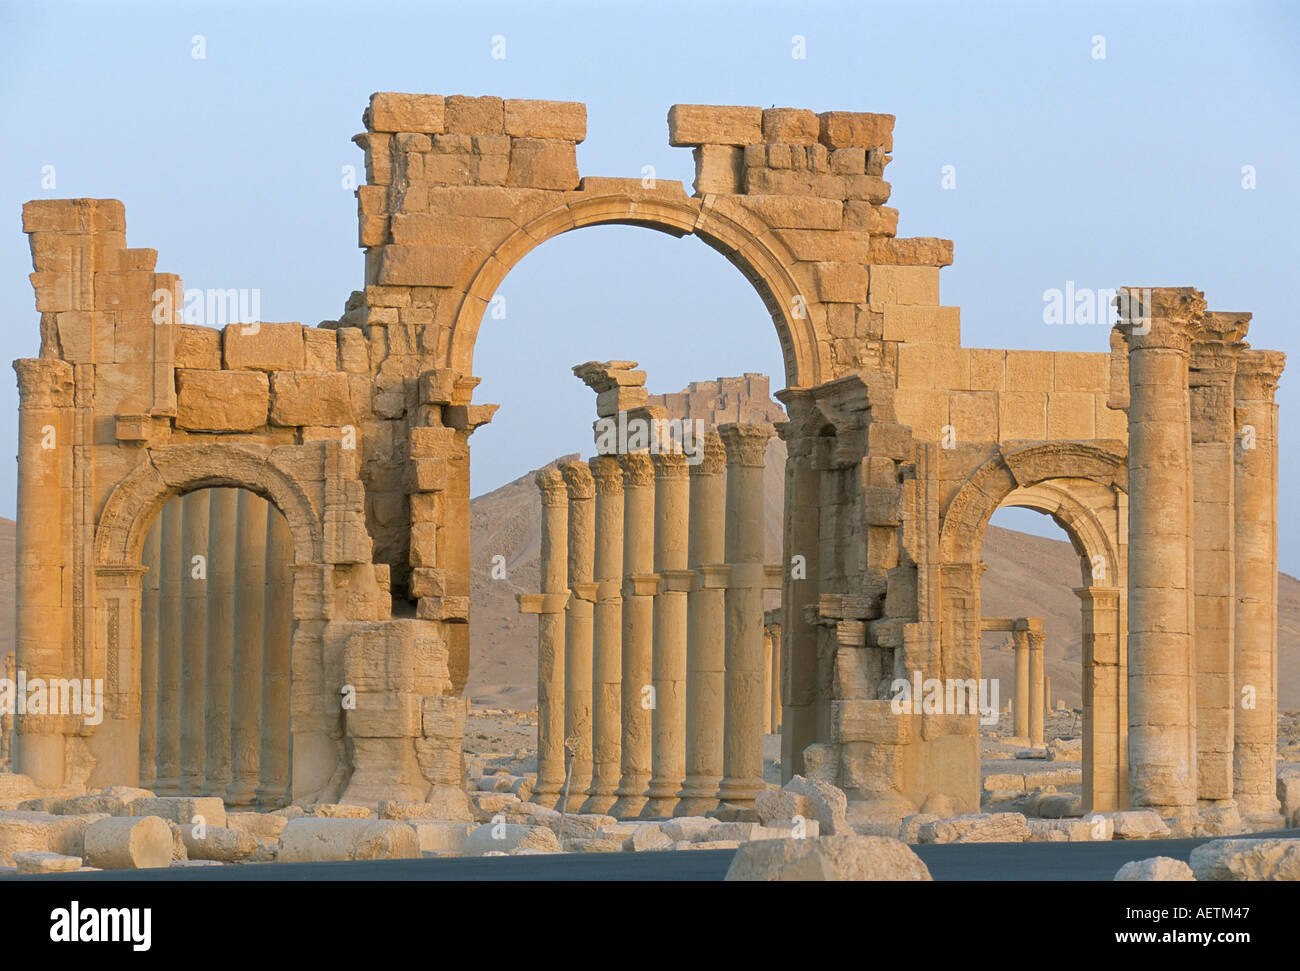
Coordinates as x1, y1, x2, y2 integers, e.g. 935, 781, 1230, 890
26, 827, 1298, 881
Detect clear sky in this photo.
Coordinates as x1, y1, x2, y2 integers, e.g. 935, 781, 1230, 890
1, 0, 1296, 569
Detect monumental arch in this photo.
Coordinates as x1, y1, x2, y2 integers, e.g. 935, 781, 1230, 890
12, 94, 1284, 824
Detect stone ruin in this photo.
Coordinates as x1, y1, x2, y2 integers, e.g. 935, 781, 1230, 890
7, 94, 1287, 835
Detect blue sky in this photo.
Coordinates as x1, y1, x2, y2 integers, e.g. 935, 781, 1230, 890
1, 0, 1296, 568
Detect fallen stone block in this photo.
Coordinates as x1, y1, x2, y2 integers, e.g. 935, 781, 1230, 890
468, 791, 521, 820
0, 811, 104, 865
659, 816, 716, 843
13, 851, 82, 874
311, 803, 372, 819
164, 820, 187, 861
461, 823, 561, 856
182, 825, 258, 862
1189, 838, 1300, 881
1028, 817, 1111, 842
899, 814, 939, 844
562, 837, 622, 853
782, 776, 848, 835
131, 796, 226, 829
407, 820, 474, 853
0, 774, 41, 810
982, 773, 1025, 793
83, 816, 172, 870
1036, 793, 1083, 819
1101, 810, 1171, 840
726, 835, 932, 881
16, 798, 62, 813
1114, 856, 1195, 881
623, 823, 674, 852
918, 813, 1030, 844
226, 811, 289, 842
1197, 804, 1244, 837
675, 839, 743, 851
558, 813, 617, 840
277, 818, 421, 862
1049, 737, 1083, 761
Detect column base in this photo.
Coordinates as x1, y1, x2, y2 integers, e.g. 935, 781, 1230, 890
153, 775, 180, 797
673, 795, 721, 817
639, 795, 680, 818
1241, 812, 1287, 832
707, 801, 759, 822
715, 776, 765, 805
225, 782, 259, 808
609, 786, 648, 819
200, 776, 233, 799
254, 785, 291, 810
579, 791, 618, 814
530, 789, 563, 810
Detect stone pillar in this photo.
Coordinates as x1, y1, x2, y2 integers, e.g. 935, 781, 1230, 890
1077, 586, 1125, 811
677, 432, 727, 815
768, 615, 783, 734
257, 508, 293, 808
531, 468, 568, 809
1012, 627, 1030, 741
643, 450, 690, 817
1044, 675, 1052, 720
761, 628, 774, 735
154, 500, 183, 795
201, 489, 237, 797
227, 491, 267, 807
178, 490, 210, 794
1026, 621, 1045, 748
1233, 348, 1285, 820
610, 451, 655, 818
12, 360, 71, 788
1119, 286, 1202, 819
1189, 312, 1248, 802
717, 423, 772, 811
559, 460, 596, 810
138, 524, 161, 790
581, 455, 624, 814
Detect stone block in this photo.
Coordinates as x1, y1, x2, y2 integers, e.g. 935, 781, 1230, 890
176, 369, 269, 432
503, 99, 585, 141
277, 818, 421, 862
444, 95, 504, 135
376, 245, 473, 287
303, 328, 339, 370
1114, 856, 1195, 881
917, 812, 1030, 844
726, 834, 930, 880
506, 138, 580, 190
882, 305, 960, 343
13, 850, 82, 874
817, 111, 895, 151
369, 93, 445, 134
83, 815, 172, 870
1189, 838, 1300, 881
223, 322, 305, 371
761, 108, 819, 144
668, 104, 762, 146
692, 144, 744, 195
998, 392, 1047, 441
175, 325, 222, 369
131, 796, 227, 829
269, 371, 356, 427
462, 823, 561, 856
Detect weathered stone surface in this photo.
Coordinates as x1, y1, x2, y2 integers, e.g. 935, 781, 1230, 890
407, 820, 474, 853
726, 835, 931, 881
176, 369, 269, 431
226, 811, 289, 841
223, 322, 305, 370
1101, 810, 1172, 840
277, 819, 421, 862
461, 823, 562, 856
13, 850, 82, 873
504, 100, 586, 141
668, 104, 762, 146
83, 815, 172, 870
132, 796, 227, 829
182, 825, 258, 862
918, 813, 1031, 844
269, 371, 356, 426
1114, 856, 1196, 881
1189, 838, 1300, 881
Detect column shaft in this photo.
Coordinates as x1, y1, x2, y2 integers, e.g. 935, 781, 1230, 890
717, 423, 772, 809
227, 491, 267, 806
202, 488, 237, 797
560, 460, 596, 810
1013, 629, 1030, 740
1233, 349, 1285, 818
581, 456, 623, 814
532, 468, 568, 808
257, 507, 293, 807
610, 452, 655, 818
138, 525, 161, 789
178, 490, 210, 794
154, 500, 183, 795
643, 451, 689, 817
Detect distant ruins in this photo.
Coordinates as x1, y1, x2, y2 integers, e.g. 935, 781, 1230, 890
10, 94, 1285, 828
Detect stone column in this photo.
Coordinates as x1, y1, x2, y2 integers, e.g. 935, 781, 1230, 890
677, 432, 727, 815
560, 460, 596, 810
1119, 286, 1202, 819
138, 524, 161, 790
154, 499, 183, 795
643, 450, 690, 817
12, 360, 71, 788
610, 451, 655, 818
1012, 627, 1030, 741
761, 628, 774, 735
1233, 348, 1285, 820
581, 455, 624, 814
531, 468, 568, 809
257, 508, 293, 808
1077, 586, 1124, 811
201, 489, 237, 797
227, 491, 267, 806
1026, 621, 1045, 748
178, 490, 210, 794
1189, 312, 1248, 802
717, 423, 772, 811
768, 615, 783, 734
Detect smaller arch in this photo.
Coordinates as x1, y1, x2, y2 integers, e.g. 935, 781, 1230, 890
94, 442, 323, 571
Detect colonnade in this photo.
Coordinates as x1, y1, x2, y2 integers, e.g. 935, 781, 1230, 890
521, 423, 781, 818
139, 488, 294, 806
